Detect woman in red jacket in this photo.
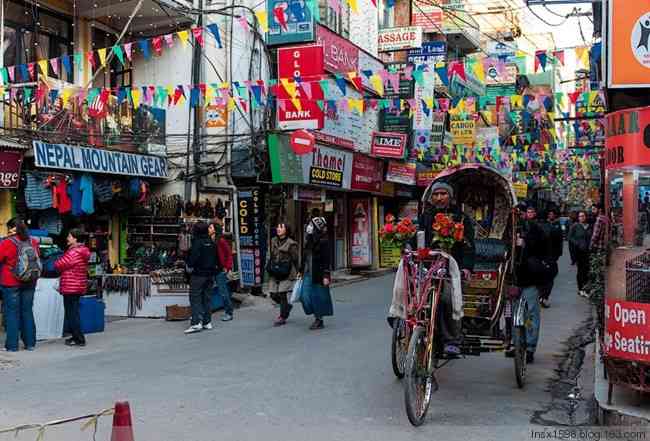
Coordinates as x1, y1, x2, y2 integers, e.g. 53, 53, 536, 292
55, 229, 90, 347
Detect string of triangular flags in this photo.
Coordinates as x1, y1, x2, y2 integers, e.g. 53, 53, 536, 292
533, 47, 596, 72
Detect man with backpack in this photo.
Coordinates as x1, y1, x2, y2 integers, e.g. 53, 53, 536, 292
0, 218, 42, 352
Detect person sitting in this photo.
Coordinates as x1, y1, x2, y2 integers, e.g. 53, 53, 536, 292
417, 182, 475, 356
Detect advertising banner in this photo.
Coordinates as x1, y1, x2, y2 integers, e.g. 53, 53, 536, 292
386, 161, 416, 185
277, 45, 324, 79
513, 182, 528, 199
267, 0, 316, 46
238, 187, 264, 287
33, 141, 168, 178
407, 41, 446, 65
450, 117, 476, 145
605, 106, 650, 170
607, 0, 650, 87
416, 168, 438, 187
240, 248, 263, 287
350, 198, 372, 267
371, 132, 408, 158
380, 63, 413, 134
269, 133, 353, 189
604, 298, 650, 362
0, 151, 23, 189
378, 27, 423, 52
484, 61, 517, 85
411, 1, 443, 33
351, 154, 384, 193
316, 25, 359, 74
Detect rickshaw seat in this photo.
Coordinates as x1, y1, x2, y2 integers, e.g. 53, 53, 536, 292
474, 238, 508, 264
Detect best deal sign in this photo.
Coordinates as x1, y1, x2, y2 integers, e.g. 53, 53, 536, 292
378, 27, 423, 52
604, 298, 650, 362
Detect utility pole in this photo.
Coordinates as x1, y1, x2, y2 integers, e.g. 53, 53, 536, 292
186, 0, 204, 202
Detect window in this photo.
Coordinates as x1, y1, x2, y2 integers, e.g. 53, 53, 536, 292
318, 0, 350, 38
3, 1, 74, 83
377, 0, 394, 30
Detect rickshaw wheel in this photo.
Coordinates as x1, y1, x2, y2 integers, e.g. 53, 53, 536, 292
391, 319, 408, 379
404, 326, 433, 426
514, 325, 527, 388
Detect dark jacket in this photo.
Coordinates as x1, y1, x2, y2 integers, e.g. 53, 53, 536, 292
516, 219, 557, 287
417, 205, 475, 271
187, 235, 219, 277
301, 238, 331, 285
568, 223, 592, 262
541, 220, 564, 261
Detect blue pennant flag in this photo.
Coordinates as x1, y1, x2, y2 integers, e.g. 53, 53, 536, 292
207, 24, 223, 48
138, 39, 151, 59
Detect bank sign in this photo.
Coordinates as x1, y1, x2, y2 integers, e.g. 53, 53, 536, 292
33, 141, 169, 178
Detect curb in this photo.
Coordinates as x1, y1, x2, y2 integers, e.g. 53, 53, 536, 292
331, 268, 395, 288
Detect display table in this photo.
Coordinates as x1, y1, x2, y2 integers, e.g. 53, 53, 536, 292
103, 274, 189, 318
33, 278, 64, 341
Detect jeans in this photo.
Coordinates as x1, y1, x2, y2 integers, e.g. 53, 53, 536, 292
1, 285, 36, 351
214, 272, 233, 316
190, 275, 213, 326
63, 295, 85, 344
270, 291, 292, 319
516, 286, 541, 353
436, 280, 461, 346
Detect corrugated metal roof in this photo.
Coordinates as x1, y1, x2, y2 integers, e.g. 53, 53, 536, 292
0, 137, 29, 150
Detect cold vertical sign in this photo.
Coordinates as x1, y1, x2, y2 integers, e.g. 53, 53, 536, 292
238, 187, 265, 288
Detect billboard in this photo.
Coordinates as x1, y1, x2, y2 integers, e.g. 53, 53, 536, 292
267, 0, 316, 46
607, 0, 650, 87
378, 27, 423, 52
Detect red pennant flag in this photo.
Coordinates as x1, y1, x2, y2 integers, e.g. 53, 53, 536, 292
568, 91, 581, 104
87, 51, 97, 69
100, 88, 110, 104
199, 83, 207, 97
27, 63, 35, 80
191, 27, 204, 47
50, 58, 59, 76
552, 50, 565, 66
152, 36, 163, 55
36, 84, 47, 104
273, 6, 288, 31
447, 61, 466, 81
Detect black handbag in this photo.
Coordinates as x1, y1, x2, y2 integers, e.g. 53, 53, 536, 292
267, 259, 291, 281
525, 256, 558, 283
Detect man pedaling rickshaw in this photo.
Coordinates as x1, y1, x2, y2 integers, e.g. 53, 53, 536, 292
413, 181, 475, 356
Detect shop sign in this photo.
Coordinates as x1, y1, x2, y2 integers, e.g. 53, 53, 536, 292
416, 169, 438, 187
410, 1, 443, 33
292, 186, 325, 202
351, 153, 383, 193
604, 299, 650, 362
386, 160, 416, 185
316, 25, 359, 74
407, 41, 446, 65
450, 117, 476, 145
371, 132, 407, 158
266, 0, 316, 46
607, 0, 650, 88
237, 187, 263, 248
278, 45, 324, 79
33, 141, 168, 178
380, 242, 401, 268
484, 61, 517, 85
378, 27, 423, 52
268, 134, 353, 189
350, 198, 372, 267
485, 41, 517, 61
513, 182, 528, 199
0, 151, 23, 188
240, 248, 263, 287
395, 185, 415, 198
605, 106, 650, 170
205, 105, 228, 128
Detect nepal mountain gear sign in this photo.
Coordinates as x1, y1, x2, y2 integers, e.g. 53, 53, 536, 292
33, 141, 169, 178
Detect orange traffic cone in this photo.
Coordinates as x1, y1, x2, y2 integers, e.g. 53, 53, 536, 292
110, 402, 135, 441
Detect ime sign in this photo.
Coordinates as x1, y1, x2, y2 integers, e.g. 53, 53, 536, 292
371, 131, 408, 158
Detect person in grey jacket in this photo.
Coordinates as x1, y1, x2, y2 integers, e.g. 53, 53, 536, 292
268, 223, 300, 326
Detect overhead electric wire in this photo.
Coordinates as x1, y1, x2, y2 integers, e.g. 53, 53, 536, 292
526, 4, 569, 27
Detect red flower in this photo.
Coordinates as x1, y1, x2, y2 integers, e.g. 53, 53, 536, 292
384, 223, 394, 233
440, 227, 451, 237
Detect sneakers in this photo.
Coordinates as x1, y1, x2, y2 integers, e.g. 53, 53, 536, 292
184, 324, 203, 334
578, 290, 590, 298
309, 319, 324, 330
504, 345, 515, 358
65, 338, 86, 347
540, 298, 550, 308
273, 316, 287, 326
444, 344, 461, 356
526, 351, 535, 364
221, 314, 233, 322
202, 323, 213, 330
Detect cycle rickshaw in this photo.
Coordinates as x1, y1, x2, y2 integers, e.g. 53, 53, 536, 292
388, 164, 529, 426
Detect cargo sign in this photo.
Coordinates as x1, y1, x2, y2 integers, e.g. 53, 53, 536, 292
267, 0, 316, 46
371, 132, 408, 158
604, 299, 650, 362
378, 27, 423, 52
450, 117, 476, 145
33, 141, 168, 178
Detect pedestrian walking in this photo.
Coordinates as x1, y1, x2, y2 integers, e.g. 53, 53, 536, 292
266, 223, 300, 326
538, 208, 563, 308
210, 223, 234, 322
568, 211, 592, 298
300, 215, 333, 330
514, 204, 557, 363
185, 222, 218, 334
54, 229, 90, 347
0, 218, 41, 352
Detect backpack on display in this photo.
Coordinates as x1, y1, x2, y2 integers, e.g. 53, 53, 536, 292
10, 237, 42, 283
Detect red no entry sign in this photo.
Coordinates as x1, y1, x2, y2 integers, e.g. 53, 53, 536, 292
290, 129, 315, 155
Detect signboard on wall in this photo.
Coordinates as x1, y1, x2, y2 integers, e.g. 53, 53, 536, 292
371, 132, 408, 158
605, 106, 650, 170
411, 1, 443, 33
604, 298, 650, 362
386, 161, 416, 185
450, 117, 476, 145
238, 187, 264, 287
267, 0, 316, 46
350, 198, 372, 267
378, 27, 423, 52
277, 45, 324, 79
607, 0, 650, 87
407, 41, 446, 65
0, 151, 23, 189
351, 153, 383, 193
316, 25, 359, 74
380, 63, 413, 134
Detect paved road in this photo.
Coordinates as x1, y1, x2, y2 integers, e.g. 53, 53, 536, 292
1, 250, 592, 441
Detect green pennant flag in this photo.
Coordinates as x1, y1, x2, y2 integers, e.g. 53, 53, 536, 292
412, 69, 425, 87
306, 0, 320, 22
73, 53, 83, 73
316, 100, 324, 111
87, 87, 100, 104
112, 45, 125, 66
1, 68, 7, 85
319, 80, 330, 99
23, 87, 32, 105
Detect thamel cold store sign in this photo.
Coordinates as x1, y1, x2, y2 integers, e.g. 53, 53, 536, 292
33, 141, 169, 178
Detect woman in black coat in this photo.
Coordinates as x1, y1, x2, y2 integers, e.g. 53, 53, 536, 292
299, 216, 333, 330
568, 211, 592, 298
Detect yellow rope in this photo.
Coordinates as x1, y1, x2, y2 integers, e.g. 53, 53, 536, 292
0, 407, 115, 439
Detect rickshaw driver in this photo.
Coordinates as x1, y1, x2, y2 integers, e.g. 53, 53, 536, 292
418, 182, 476, 356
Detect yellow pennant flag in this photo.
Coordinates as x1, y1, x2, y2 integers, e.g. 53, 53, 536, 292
349, 98, 363, 115
280, 78, 297, 98
227, 97, 236, 111
575, 47, 589, 69
291, 98, 302, 112
97, 48, 107, 67
510, 95, 523, 108
61, 88, 73, 107
472, 62, 485, 83
131, 88, 141, 109
457, 98, 466, 112
255, 10, 269, 33
166, 86, 175, 104
425, 97, 434, 110
38, 60, 48, 76
204, 84, 214, 104
346, 0, 358, 13
481, 110, 492, 122
177, 30, 190, 47
369, 74, 383, 96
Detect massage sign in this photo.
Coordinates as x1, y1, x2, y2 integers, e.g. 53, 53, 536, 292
309, 146, 348, 188
371, 132, 408, 159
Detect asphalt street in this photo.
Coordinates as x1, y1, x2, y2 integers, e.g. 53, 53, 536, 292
0, 249, 593, 441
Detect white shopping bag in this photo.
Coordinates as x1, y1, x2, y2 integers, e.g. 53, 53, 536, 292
289, 278, 303, 304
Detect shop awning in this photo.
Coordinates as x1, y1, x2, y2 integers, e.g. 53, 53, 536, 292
0, 137, 29, 150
